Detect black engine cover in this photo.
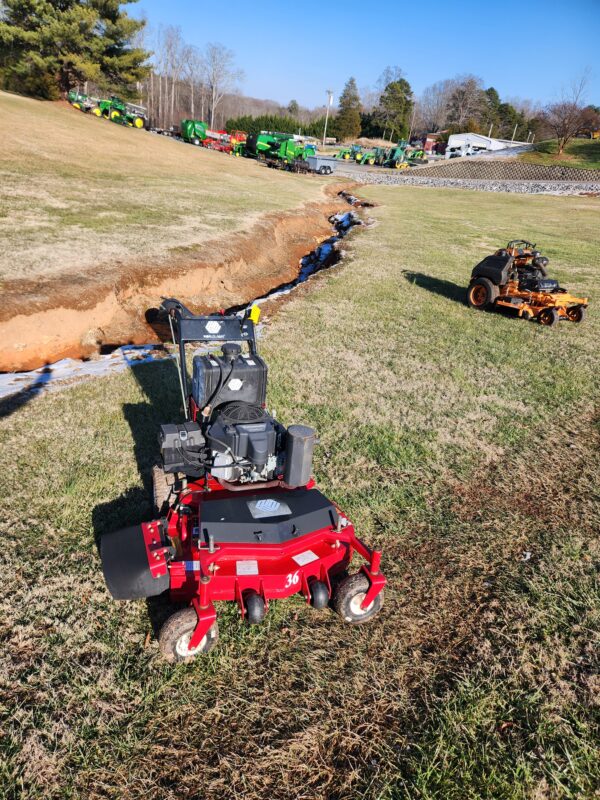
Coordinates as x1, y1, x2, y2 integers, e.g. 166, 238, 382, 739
207, 405, 281, 470
519, 277, 559, 292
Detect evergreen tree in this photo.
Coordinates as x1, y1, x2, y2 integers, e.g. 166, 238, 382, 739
287, 99, 299, 117
377, 78, 413, 140
335, 77, 361, 141
0, 0, 149, 99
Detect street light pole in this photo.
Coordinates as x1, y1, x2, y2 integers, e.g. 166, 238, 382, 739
322, 89, 333, 147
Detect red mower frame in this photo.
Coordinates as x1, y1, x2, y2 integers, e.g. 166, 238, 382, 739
143, 475, 385, 651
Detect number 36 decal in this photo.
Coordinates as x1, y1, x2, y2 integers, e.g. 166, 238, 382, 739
285, 570, 300, 588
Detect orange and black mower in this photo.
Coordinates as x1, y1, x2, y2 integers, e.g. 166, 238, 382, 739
467, 241, 588, 326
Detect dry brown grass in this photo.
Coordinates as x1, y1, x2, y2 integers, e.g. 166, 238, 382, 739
0, 91, 330, 282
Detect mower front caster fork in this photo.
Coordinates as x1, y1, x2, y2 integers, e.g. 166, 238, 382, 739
333, 573, 384, 624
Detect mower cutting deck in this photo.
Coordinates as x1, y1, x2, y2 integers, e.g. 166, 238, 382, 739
100, 300, 385, 661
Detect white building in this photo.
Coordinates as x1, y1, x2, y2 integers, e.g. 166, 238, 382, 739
445, 132, 531, 159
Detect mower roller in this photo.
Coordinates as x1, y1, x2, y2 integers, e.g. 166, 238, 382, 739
467, 241, 589, 325
100, 300, 386, 661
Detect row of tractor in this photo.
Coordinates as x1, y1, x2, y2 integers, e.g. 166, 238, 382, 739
68, 90, 147, 129
180, 123, 320, 168
335, 141, 428, 169
177, 122, 339, 173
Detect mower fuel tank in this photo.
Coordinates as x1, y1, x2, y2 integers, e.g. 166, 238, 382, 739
192, 349, 268, 412
284, 425, 316, 488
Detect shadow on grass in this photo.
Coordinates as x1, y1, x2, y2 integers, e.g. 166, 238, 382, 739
402, 270, 466, 304
92, 357, 185, 639
0, 366, 53, 419
92, 359, 183, 544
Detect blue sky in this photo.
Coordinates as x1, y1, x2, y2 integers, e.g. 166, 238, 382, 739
133, 0, 600, 109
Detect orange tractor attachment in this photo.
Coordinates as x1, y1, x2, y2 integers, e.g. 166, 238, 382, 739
467, 240, 588, 326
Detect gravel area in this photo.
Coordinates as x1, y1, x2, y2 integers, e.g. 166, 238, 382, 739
334, 169, 600, 195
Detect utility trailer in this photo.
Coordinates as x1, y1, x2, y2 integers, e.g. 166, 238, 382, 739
305, 156, 338, 175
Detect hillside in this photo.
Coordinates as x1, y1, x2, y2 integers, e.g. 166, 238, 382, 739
0, 91, 343, 370
519, 138, 600, 171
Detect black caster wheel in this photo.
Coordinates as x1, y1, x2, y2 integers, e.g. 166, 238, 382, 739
333, 573, 383, 625
309, 580, 330, 609
244, 591, 266, 624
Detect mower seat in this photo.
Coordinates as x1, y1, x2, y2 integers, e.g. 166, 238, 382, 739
471, 253, 513, 286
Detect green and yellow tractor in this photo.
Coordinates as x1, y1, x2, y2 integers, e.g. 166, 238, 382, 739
335, 144, 362, 160
67, 90, 95, 112
92, 96, 146, 128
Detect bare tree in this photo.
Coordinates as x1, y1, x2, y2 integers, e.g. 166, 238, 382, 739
544, 73, 589, 155
376, 66, 405, 94
417, 78, 457, 131
360, 85, 379, 113
446, 75, 485, 128
183, 44, 204, 119
202, 42, 243, 128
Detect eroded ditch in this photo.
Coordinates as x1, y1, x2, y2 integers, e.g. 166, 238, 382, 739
0, 191, 371, 400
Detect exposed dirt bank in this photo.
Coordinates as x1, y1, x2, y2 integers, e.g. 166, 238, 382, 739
0, 185, 353, 372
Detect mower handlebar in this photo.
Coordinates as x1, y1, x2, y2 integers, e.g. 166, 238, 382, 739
161, 297, 258, 350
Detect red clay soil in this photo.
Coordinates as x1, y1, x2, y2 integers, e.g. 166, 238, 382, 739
0, 188, 351, 372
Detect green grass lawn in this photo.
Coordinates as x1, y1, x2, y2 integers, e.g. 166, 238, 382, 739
520, 138, 600, 170
0, 187, 598, 799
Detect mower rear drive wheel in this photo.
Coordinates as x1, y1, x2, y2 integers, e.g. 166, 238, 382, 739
333, 573, 383, 625
152, 463, 171, 515
538, 308, 559, 327
566, 305, 586, 323
159, 608, 219, 663
467, 278, 498, 310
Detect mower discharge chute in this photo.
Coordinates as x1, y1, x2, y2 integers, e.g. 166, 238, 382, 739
467, 241, 589, 326
100, 300, 386, 662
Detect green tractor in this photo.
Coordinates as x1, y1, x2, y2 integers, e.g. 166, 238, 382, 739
383, 144, 409, 169
244, 131, 293, 158
335, 143, 362, 160
67, 89, 95, 112
92, 96, 146, 129
268, 138, 317, 167
356, 147, 382, 166
405, 145, 428, 164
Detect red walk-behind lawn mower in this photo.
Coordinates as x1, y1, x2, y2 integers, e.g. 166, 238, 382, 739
101, 299, 385, 662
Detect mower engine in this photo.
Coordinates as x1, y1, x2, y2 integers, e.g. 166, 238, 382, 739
159, 339, 315, 487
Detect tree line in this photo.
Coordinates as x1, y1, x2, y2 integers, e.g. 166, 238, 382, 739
1, 2, 598, 153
